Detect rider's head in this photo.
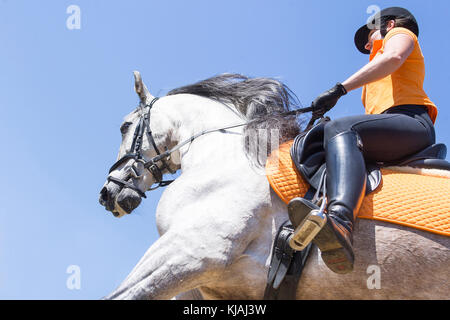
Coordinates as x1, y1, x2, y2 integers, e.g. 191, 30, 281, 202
354, 7, 419, 55
379, 15, 419, 37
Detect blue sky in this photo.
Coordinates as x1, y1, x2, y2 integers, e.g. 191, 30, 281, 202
0, 0, 448, 299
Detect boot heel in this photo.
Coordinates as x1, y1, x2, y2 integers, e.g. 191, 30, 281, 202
313, 221, 355, 274
288, 209, 327, 251
320, 248, 354, 274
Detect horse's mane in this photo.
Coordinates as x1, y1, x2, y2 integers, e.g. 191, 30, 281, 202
167, 73, 310, 167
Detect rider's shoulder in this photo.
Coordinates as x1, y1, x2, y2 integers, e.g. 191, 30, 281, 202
384, 27, 418, 43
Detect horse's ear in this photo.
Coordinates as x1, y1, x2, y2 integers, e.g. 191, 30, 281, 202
133, 71, 155, 105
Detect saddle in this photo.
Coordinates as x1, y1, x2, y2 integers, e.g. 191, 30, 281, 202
290, 117, 450, 195
264, 118, 450, 300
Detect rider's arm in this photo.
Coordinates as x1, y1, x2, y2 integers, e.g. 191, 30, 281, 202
341, 33, 415, 92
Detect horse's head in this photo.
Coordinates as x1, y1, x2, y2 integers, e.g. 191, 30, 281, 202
99, 71, 178, 217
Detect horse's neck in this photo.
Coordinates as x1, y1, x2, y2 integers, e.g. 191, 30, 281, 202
158, 94, 248, 173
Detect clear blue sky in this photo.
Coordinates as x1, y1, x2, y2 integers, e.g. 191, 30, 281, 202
0, 0, 448, 299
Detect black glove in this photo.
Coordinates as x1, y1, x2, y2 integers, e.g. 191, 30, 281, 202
311, 83, 347, 118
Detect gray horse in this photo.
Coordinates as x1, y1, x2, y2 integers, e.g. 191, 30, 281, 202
99, 72, 449, 299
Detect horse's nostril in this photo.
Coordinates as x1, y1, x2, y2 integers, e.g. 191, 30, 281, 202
100, 187, 109, 203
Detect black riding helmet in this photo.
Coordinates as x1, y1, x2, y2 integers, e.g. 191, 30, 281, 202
354, 7, 419, 54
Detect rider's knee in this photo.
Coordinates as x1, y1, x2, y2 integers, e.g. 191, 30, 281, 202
324, 119, 349, 142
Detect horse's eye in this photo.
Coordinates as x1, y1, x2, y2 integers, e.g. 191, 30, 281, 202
120, 122, 132, 135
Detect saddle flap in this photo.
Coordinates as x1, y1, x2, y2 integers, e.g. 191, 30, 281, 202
290, 119, 328, 186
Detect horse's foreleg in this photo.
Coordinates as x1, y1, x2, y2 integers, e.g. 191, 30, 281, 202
104, 230, 231, 300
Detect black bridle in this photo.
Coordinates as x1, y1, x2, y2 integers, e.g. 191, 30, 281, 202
107, 97, 176, 198
107, 96, 319, 199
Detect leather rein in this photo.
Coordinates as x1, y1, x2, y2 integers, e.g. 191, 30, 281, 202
107, 97, 316, 198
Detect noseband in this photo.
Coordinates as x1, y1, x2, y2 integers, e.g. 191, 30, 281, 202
107, 97, 176, 198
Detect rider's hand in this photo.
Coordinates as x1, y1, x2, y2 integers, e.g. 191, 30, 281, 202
311, 83, 347, 118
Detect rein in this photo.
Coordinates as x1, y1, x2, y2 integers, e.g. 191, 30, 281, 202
149, 103, 318, 166
108, 97, 318, 197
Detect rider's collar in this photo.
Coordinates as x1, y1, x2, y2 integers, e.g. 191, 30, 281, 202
369, 39, 383, 61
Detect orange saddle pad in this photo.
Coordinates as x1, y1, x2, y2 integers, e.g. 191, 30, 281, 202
265, 140, 450, 237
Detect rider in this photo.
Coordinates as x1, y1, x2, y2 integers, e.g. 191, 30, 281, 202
288, 7, 438, 273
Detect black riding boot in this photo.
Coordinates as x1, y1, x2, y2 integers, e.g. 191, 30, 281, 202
316, 130, 367, 273
288, 130, 366, 274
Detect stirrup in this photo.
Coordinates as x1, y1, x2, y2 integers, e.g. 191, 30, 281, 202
289, 208, 327, 251
288, 197, 320, 228
288, 170, 328, 251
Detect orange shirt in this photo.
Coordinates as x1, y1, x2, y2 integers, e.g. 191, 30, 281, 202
361, 27, 438, 123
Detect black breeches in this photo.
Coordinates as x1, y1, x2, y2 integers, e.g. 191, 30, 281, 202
323, 105, 436, 163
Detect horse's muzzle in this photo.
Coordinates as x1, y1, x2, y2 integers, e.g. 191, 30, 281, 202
116, 189, 142, 214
